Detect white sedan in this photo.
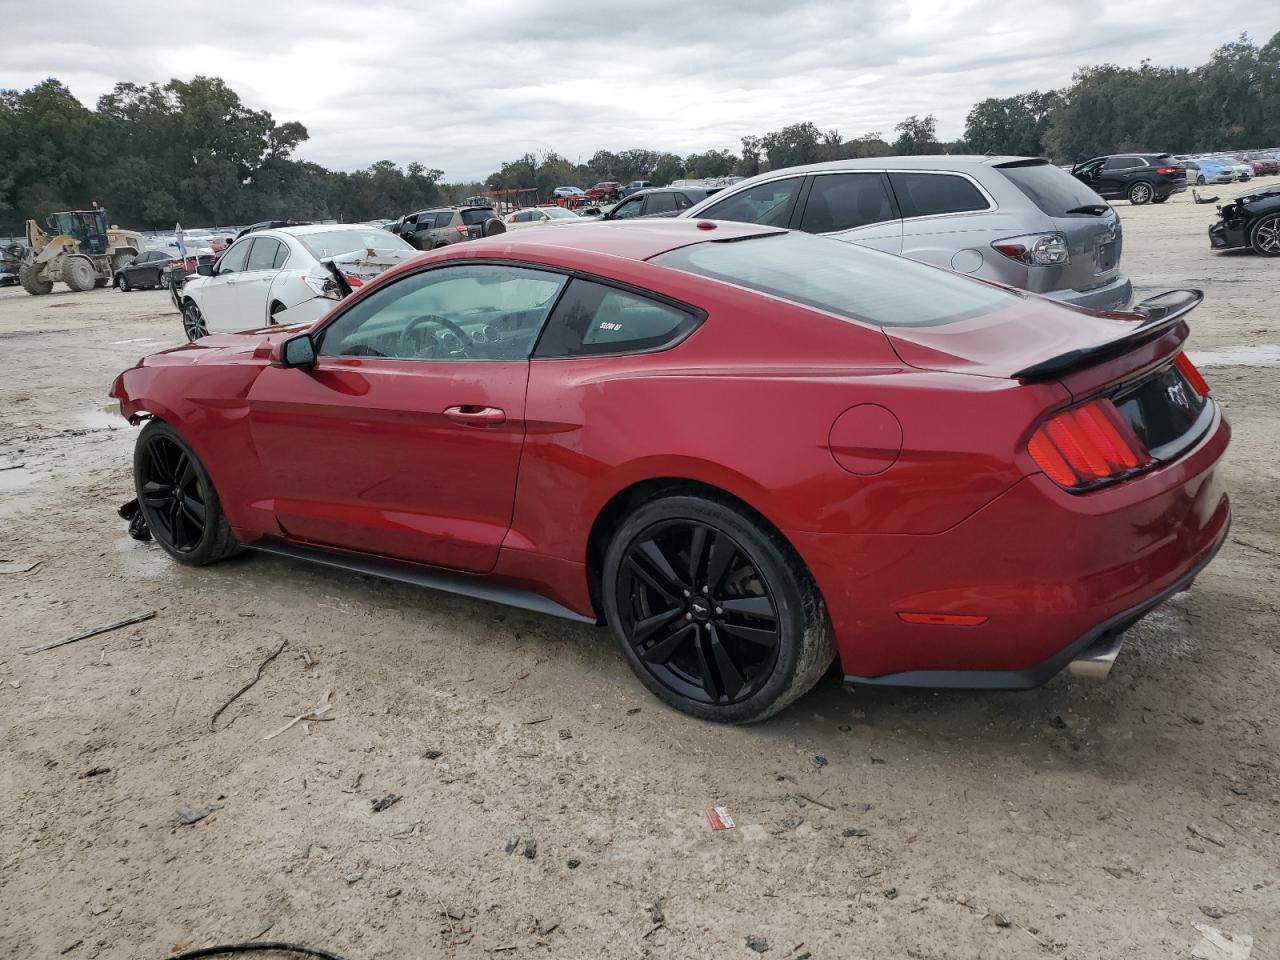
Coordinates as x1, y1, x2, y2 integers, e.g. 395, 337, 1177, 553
177, 225, 416, 340
502, 206, 589, 230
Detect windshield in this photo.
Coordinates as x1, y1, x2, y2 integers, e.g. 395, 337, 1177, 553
298, 229, 412, 259
998, 161, 1111, 216
460, 209, 495, 225
651, 231, 1018, 328
542, 207, 580, 220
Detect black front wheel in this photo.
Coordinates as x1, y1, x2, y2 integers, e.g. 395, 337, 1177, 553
1128, 182, 1154, 205
119, 273, 132, 292
133, 420, 238, 565
603, 495, 834, 723
1250, 214, 1280, 257
182, 299, 208, 341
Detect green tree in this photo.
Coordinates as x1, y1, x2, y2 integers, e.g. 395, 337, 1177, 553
893, 115, 940, 155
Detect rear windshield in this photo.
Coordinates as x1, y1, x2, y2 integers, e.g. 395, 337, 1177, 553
460, 208, 495, 225
998, 161, 1111, 217
298, 229, 412, 259
651, 231, 1017, 328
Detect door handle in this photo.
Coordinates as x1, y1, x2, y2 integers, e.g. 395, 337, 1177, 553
443, 404, 506, 425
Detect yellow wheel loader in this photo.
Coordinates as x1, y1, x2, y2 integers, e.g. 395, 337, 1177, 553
20, 207, 144, 295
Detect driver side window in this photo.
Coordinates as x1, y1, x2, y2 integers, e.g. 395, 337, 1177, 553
318, 264, 568, 361
609, 197, 645, 219
217, 240, 252, 275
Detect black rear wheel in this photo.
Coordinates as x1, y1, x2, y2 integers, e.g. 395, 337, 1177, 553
603, 495, 833, 723
1128, 181, 1154, 205
133, 420, 237, 565
182, 299, 208, 341
1250, 214, 1280, 257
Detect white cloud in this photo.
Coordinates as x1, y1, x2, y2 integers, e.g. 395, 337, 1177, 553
3, 0, 1275, 180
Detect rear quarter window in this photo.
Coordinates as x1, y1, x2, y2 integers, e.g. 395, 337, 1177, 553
460, 209, 494, 225
997, 161, 1111, 217
534, 279, 699, 357
888, 172, 989, 217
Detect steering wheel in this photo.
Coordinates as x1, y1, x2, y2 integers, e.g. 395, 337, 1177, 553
403, 313, 473, 357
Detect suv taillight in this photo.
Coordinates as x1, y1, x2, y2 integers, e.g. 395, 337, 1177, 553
455, 223, 468, 235
1028, 398, 1153, 491
992, 232, 1070, 266
1156, 166, 1182, 176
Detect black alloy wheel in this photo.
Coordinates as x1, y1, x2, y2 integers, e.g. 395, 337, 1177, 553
119, 273, 132, 292
1251, 214, 1280, 256
1128, 181, 1153, 205
182, 300, 208, 341
603, 495, 834, 723
138, 432, 208, 553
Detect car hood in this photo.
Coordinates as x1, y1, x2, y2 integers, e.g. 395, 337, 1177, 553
138, 322, 314, 368
1230, 184, 1280, 203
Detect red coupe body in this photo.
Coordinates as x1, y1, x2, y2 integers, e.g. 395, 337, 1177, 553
111, 220, 1229, 703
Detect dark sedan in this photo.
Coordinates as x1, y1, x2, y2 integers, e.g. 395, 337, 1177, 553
598, 186, 722, 220
114, 250, 175, 291
1209, 183, 1280, 256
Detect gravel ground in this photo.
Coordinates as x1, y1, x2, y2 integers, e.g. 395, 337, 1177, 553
1, 183, 1278, 960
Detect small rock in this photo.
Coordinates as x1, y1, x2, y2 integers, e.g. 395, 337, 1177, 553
344, 872, 364, 884
1050, 715, 1067, 729
626, 707, 641, 715
371, 793, 401, 813
523, 839, 538, 859
883, 887, 898, 900
558, 728, 572, 740
80, 766, 111, 778
992, 913, 1012, 928
1102, 866, 1124, 878
650, 898, 665, 924
446, 906, 466, 921
1199, 904, 1226, 919
175, 803, 220, 825
504, 837, 520, 854
423, 749, 443, 760
746, 934, 770, 953
842, 827, 869, 838
870, 757, 886, 765
90, 902, 110, 917
812, 755, 828, 769
567, 858, 581, 869
386, 888, 401, 899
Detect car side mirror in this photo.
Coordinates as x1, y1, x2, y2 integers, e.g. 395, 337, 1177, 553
196, 263, 214, 276
273, 333, 317, 369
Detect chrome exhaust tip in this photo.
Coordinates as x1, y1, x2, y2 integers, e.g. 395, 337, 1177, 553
1066, 633, 1125, 680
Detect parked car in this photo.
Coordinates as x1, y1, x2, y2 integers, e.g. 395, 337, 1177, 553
111, 219, 1229, 723
234, 220, 312, 240
584, 181, 624, 201
0, 240, 28, 286
503, 206, 586, 229
1210, 158, 1253, 182
176, 225, 416, 340
681, 155, 1133, 310
114, 250, 175, 291
1191, 158, 1237, 185
1070, 153, 1187, 204
553, 186, 585, 198
385, 207, 506, 250
621, 180, 654, 198
1209, 183, 1280, 256
599, 186, 721, 220
1240, 157, 1278, 176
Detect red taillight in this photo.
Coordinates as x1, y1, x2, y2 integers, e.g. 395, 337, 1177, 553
455, 224, 468, 235
1028, 398, 1152, 490
1174, 353, 1209, 396
344, 273, 364, 287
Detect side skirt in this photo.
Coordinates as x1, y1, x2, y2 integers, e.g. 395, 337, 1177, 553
247, 541, 597, 625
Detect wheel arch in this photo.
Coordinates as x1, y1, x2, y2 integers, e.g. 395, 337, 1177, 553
582, 475, 820, 620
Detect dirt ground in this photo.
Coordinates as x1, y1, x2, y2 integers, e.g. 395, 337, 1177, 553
2, 182, 1278, 960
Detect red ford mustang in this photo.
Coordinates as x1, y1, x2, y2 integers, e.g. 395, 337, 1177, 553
110, 220, 1230, 722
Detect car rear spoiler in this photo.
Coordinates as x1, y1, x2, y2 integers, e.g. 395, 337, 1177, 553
1012, 289, 1203, 382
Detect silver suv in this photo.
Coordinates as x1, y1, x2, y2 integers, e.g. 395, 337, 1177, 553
680, 156, 1131, 310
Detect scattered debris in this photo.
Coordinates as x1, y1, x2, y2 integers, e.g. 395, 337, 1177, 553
1232, 536, 1280, 558
1187, 823, 1227, 848
386, 888, 401, 899
79, 766, 111, 778
992, 913, 1012, 928
1193, 189, 1220, 205
626, 707, 642, 715
811, 755, 828, 769
523, 839, 538, 859
841, 827, 869, 838
446, 906, 466, 921
59, 939, 83, 955
706, 806, 735, 830
1200, 905, 1227, 919
23, 610, 156, 655
746, 934, 770, 953
504, 837, 520, 854
371, 793, 401, 813
117, 498, 151, 541
0, 560, 41, 575
1050, 715, 1067, 729
793, 793, 834, 811
558, 728, 572, 740
1192, 923, 1253, 960
567, 858, 580, 869
176, 802, 222, 826
858, 866, 881, 879
884, 887, 898, 900
650, 898, 665, 924
423, 748, 444, 760
300, 650, 315, 667
264, 689, 334, 740
524, 715, 553, 725
344, 872, 364, 884
209, 638, 289, 731
0, 462, 26, 471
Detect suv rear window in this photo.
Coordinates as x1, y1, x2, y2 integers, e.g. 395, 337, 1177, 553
888, 172, 989, 217
460, 208, 495, 225
651, 231, 1017, 328
997, 161, 1111, 217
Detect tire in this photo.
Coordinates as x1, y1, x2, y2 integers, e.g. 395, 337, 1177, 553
63, 256, 97, 292
19, 264, 52, 296
119, 273, 132, 292
602, 494, 835, 723
1127, 181, 1154, 205
1197, 174, 1206, 185
1152, 195, 1168, 204
182, 299, 208, 341
483, 217, 506, 237
133, 420, 238, 566
1249, 213, 1280, 257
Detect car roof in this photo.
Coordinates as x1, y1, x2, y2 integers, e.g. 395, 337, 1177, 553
736, 154, 1037, 177
452, 219, 780, 262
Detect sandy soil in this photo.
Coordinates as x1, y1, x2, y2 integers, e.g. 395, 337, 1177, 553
1, 182, 1278, 960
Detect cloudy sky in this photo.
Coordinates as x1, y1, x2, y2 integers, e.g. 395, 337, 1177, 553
5, 0, 1277, 180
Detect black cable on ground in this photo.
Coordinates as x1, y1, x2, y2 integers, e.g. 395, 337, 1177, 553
167, 942, 347, 960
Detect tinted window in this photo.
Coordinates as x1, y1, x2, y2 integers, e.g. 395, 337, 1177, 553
651, 232, 1016, 328
997, 161, 1110, 216
246, 237, 283, 271
460, 209, 494, 225
645, 192, 677, 215
800, 173, 895, 233
272, 242, 289, 269
319, 264, 566, 361
609, 197, 646, 220
703, 177, 802, 227
888, 173, 988, 217
673, 192, 695, 210
217, 239, 252, 275
1104, 157, 1141, 170
535, 280, 697, 357
434, 212, 455, 227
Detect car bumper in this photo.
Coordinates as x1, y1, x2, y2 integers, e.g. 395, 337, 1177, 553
1050, 273, 1133, 311
1209, 220, 1246, 250
790, 404, 1231, 686
1160, 181, 1188, 197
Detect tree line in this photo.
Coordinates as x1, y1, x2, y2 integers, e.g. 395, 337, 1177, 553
2, 32, 1276, 235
